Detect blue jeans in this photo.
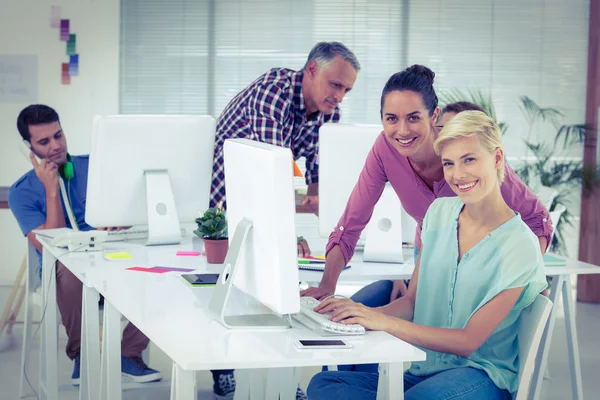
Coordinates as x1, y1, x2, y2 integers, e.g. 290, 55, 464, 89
328, 247, 421, 373
351, 246, 420, 307
307, 368, 511, 400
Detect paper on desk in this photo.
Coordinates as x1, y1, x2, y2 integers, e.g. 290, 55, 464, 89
176, 251, 200, 257
126, 266, 168, 274
150, 266, 195, 273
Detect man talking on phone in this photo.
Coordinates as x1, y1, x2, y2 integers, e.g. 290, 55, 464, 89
8, 104, 162, 386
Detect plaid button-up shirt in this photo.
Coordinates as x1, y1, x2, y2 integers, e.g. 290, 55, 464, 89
210, 68, 341, 208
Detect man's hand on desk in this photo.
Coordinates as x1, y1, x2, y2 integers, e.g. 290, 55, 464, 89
300, 195, 319, 216
300, 284, 334, 301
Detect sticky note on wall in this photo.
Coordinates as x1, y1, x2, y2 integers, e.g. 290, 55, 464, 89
60, 19, 70, 41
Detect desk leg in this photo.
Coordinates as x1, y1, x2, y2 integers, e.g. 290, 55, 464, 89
170, 362, 195, 400
80, 286, 101, 400
41, 248, 58, 400
377, 362, 404, 400
562, 274, 583, 400
100, 300, 122, 400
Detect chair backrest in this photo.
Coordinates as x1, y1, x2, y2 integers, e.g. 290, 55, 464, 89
515, 294, 553, 400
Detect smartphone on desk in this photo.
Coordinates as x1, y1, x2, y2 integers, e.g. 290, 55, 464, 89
181, 273, 219, 287
294, 339, 352, 350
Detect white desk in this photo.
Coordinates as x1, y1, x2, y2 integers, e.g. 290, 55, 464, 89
42, 234, 425, 400
38, 231, 599, 400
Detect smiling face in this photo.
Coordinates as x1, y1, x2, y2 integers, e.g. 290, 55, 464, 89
381, 90, 439, 158
440, 136, 503, 204
303, 56, 358, 115
28, 121, 68, 166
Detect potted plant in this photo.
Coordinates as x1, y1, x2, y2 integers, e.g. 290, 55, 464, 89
194, 207, 228, 264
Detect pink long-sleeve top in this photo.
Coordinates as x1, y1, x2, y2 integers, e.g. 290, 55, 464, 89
326, 132, 553, 264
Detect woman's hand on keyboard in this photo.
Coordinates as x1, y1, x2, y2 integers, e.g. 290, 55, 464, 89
300, 285, 334, 300
316, 298, 391, 332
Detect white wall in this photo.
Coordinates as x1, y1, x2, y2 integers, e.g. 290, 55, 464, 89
0, 0, 119, 285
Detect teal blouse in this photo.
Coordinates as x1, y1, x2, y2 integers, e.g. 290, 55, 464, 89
407, 197, 548, 394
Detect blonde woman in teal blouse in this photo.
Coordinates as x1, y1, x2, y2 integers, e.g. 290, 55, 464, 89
307, 110, 548, 400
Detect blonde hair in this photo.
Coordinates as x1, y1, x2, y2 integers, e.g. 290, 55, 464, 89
433, 110, 505, 182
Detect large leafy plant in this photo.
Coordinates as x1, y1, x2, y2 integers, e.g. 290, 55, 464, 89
513, 96, 592, 255
194, 207, 228, 240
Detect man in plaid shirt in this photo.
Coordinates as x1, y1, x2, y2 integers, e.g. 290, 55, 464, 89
208, 42, 359, 400
210, 41, 360, 214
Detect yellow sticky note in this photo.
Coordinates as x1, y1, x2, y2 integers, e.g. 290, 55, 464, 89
104, 251, 133, 260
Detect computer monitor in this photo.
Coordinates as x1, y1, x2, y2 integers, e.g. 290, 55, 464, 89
318, 123, 418, 263
209, 138, 300, 329
85, 115, 216, 245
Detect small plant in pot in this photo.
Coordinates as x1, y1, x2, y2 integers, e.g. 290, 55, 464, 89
194, 207, 228, 264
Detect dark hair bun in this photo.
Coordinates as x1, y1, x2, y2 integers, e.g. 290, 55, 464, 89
406, 64, 435, 85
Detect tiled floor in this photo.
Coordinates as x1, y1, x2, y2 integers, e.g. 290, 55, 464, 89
0, 286, 598, 399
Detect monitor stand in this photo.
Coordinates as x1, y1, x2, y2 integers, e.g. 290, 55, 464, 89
209, 218, 291, 330
363, 184, 404, 263
144, 170, 183, 245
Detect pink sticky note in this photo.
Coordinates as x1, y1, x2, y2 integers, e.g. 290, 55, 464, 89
176, 251, 200, 257
126, 266, 168, 274
151, 266, 195, 272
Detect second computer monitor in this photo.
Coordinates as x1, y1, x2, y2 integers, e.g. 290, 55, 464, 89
318, 123, 417, 263
209, 138, 300, 329
85, 115, 216, 245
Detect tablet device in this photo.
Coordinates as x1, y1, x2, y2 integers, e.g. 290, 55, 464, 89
181, 273, 219, 286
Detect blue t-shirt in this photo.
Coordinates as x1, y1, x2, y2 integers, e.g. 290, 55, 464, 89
408, 197, 547, 394
8, 155, 94, 268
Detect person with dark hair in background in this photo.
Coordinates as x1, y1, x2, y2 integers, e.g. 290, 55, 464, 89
9, 104, 161, 387
437, 101, 485, 128
209, 41, 360, 217
300, 67, 552, 373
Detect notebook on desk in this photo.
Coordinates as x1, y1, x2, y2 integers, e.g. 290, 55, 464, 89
298, 263, 350, 272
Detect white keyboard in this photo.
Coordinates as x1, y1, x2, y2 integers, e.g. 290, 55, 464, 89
105, 228, 150, 242
104, 227, 186, 242
292, 297, 365, 336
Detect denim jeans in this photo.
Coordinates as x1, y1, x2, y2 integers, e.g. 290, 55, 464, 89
351, 246, 420, 307
326, 247, 421, 373
307, 368, 511, 400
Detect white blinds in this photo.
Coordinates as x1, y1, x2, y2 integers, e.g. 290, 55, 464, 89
120, 0, 210, 114
408, 0, 589, 159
